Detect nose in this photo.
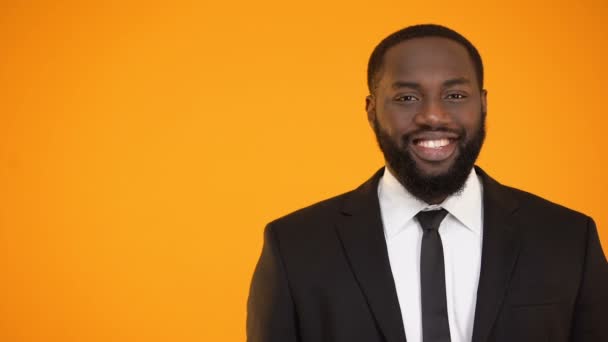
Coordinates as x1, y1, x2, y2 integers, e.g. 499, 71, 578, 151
413, 97, 451, 128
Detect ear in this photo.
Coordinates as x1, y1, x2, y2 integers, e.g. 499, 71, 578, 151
365, 95, 376, 127
481, 89, 488, 113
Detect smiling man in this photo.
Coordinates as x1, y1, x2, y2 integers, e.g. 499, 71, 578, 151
367, 34, 486, 205
247, 24, 608, 342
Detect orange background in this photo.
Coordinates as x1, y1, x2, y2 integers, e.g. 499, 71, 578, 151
1, 1, 606, 341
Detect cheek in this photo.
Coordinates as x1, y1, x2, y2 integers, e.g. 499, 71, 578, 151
459, 111, 482, 127
377, 104, 417, 137
458, 112, 484, 141
378, 115, 411, 140
449, 102, 483, 127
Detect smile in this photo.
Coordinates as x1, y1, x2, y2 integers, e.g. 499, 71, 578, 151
410, 137, 458, 162
415, 138, 452, 148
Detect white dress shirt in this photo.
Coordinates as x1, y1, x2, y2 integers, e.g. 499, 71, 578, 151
377, 167, 484, 342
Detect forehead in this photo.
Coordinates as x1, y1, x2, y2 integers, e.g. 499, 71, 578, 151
381, 37, 477, 85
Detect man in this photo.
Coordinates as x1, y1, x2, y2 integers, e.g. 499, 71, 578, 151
246, 24, 608, 342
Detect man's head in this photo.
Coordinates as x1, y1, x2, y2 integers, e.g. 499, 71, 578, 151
366, 24, 487, 204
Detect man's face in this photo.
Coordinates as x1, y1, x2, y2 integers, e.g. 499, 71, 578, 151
366, 37, 487, 204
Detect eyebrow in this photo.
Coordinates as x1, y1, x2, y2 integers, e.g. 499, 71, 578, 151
391, 77, 472, 90
443, 77, 472, 88
391, 81, 422, 91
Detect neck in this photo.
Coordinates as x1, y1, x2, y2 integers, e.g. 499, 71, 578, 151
424, 195, 447, 205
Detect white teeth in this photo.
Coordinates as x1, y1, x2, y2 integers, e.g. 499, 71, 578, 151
417, 139, 450, 148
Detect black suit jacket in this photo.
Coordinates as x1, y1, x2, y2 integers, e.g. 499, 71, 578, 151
247, 167, 608, 342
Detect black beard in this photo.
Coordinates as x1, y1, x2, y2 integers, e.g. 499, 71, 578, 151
372, 112, 486, 204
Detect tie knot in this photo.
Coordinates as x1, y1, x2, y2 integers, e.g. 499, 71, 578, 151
416, 208, 448, 231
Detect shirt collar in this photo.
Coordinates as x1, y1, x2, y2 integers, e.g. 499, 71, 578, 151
377, 166, 483, 239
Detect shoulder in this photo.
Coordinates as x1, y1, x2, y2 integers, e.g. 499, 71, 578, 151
477, 169, 598, 266
258, 189, 357, 263
476, 166, 592, 227
266, 189, 353, 234
265, 168, 384, 237
502, 183, 591, 226
475, 166, 594, 246
268, 168, 384, 230
484, 177, 594, 249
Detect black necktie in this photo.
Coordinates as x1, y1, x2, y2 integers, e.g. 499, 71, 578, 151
417, 208, 451, 342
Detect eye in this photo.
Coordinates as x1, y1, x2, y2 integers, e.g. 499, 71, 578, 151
395, 95, 419, 102
445, 93, 467, 100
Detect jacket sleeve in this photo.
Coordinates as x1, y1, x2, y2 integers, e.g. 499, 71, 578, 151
247, 223, 299, 342
570, 217, 608, 341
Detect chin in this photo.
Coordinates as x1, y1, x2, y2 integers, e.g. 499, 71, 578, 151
411, 157, 458, 178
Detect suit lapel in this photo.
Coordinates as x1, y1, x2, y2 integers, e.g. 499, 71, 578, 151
335, 168, 408, 342
471, 166, 522, 342
334, 166, 521, 342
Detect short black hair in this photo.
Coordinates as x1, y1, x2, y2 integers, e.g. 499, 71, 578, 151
367, 24, 484, 93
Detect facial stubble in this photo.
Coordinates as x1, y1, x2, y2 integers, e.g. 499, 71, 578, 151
372, 111, 486, 204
